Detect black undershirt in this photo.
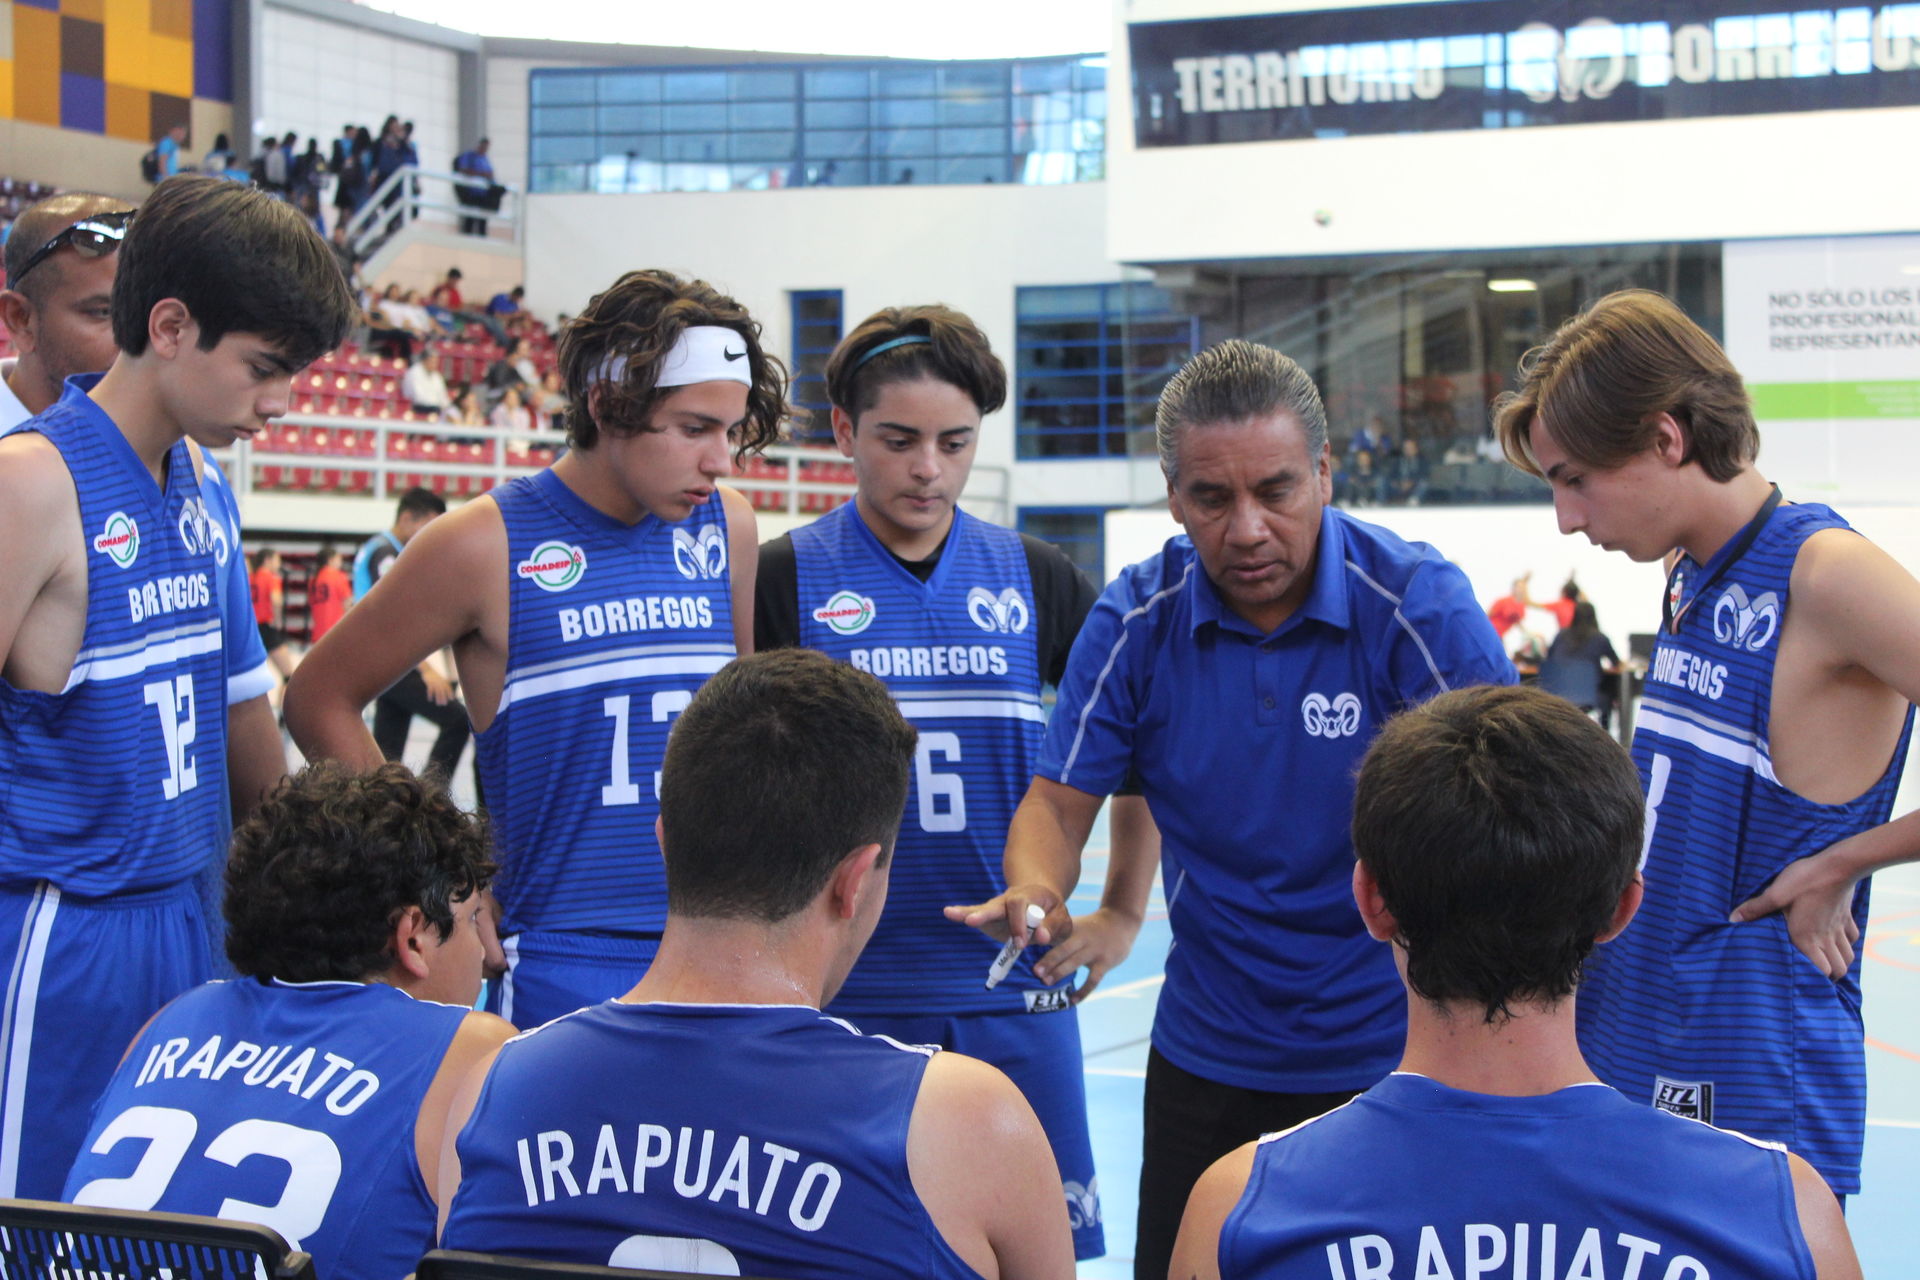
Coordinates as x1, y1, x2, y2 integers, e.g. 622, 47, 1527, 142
754, 523, 1097, 687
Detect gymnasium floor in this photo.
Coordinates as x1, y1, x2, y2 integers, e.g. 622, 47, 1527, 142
411, 727, 1920, 1278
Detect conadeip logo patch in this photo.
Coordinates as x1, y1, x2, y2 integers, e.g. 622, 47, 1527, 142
93, 511, 140, 568
813, 590, 876, 636
517, 541, 587, 592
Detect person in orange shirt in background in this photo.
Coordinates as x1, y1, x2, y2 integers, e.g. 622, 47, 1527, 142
308, 544, 351, 643
248, 547, 297, 705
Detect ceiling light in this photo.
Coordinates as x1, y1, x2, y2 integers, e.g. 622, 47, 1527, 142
1487, 278, 1538, 293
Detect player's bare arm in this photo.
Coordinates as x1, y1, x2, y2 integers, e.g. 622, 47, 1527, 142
417, 1012, 516, 1211
226, 693, 286, 819
720, 484, 758, 655
1788, 1153, 1863, 1280
1168, 1143, 1257, 1280
947, 775, 1105, 948
908, 1050, 1075, 1280
1033, 793, 1160, 1001
0, 433, 86, 692
286, 498, 507, 767
1731, 528, 1920, 975
434, 1044, 505, 1236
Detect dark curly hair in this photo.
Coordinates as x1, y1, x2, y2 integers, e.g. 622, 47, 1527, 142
824, 303, 1007, 422
224, 762, 496, 982
1351, 685, 1643, 1024
556, 268, 793, 455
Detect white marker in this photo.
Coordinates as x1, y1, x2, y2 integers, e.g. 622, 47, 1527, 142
984, 903, 1047, 990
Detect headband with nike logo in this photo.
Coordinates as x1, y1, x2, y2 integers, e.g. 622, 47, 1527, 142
595, 325, 754, 389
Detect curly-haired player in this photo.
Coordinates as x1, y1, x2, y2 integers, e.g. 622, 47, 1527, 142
288, 270, 795, 1028
64, 762, 515, 1280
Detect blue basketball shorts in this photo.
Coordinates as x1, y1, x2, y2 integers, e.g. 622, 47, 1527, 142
843, 1005, 1104, 1260
485, 930, 662, 1030
0, 880, 210, 1199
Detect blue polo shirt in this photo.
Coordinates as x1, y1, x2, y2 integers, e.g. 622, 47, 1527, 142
1040, 507, 1514, 1091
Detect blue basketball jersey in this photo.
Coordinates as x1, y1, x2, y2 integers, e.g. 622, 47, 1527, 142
0, 383, 229, 894
443, 1002, 977, 1280
793, 505, 1060, 1015
1578, 502, 1913, 1197
475, 471, 736, 936
64, 979, 469, 1280
1219, 1072, 1815, 1279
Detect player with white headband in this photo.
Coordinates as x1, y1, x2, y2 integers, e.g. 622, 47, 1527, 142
288, 270, 794, 1027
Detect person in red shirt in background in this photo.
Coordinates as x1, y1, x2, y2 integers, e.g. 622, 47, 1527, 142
309, 544, 351, 642
1486, 573, 1531, 637
249, 547, 298, 706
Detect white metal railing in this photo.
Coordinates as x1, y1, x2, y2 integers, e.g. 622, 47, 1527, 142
342, 165, 522, 259
217, 414, 1010, 525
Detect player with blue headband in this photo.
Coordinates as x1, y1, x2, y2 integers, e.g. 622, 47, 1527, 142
754, 305, 1160, 1261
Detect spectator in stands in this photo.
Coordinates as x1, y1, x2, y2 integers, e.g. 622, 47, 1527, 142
65, 761, 515, 1280
1486, 573, 1532, 639
327, 222, 359, 289
429, 267, 464, 312
1348, 411, 1387, 460
0, 194, 134, 425
1346, 446, 1383, 506
532, 368, 569, 431
373, 117, 409, 235
486, 285, 524, 317
1384, 435, 1429, 505
483, 338, 530, 401
454, 139, 497, 236
154, 122, 188, 179
330, 123, 361, 215
403, 346, 452, 419
489, 382, 532, 434
292, 137, 328, 231
449, 385, 487, 430
260, 131, 291, 193
309, 545, 351, 643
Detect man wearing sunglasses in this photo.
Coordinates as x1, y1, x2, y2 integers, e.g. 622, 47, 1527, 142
0, 175, 356, 1199
3, 194, 292, 899
0, 196, 132, 429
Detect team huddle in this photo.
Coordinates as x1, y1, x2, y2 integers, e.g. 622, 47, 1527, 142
1, 172, 1912, 1280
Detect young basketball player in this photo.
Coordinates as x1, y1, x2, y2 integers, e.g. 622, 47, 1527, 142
1494, 289, 1920, 1201
439, 650, 1073, 1280
287, 269, 791, 1029
1171, 685, 1858, 1280
0, 174, 355, 1197
755, 304, 1154, 1258
67, 762, 514, 1280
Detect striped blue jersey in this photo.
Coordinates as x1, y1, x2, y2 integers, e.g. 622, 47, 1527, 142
475, 470, 735, 935
793, 505, 1060, 1015
1219, 1073, 1815, 1280
443, 1001, 976, 1280
0, 382, 229, 894
1578, 502, 1913, 1197
66, 979, 469, 1280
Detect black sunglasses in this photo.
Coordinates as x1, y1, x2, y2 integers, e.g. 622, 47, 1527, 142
8, 210, 135, 290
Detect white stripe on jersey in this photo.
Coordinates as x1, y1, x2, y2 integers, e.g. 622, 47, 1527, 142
1344, 558, 1451, 695
497, 650, 734, 713
1060, 561, 1195, 785
897, 699, 1047, 723
61, 620, 224, 693
1636, 700, 1779, 784
0, 885, 60, 1196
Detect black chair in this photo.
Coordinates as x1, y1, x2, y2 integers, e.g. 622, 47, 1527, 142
0, 1198, 315, 1279
417, 1249, 790, 1280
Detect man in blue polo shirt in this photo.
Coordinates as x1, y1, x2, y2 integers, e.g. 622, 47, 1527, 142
954, 340, 1514, 1280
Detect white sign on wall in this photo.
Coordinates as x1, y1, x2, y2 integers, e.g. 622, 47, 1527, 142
1723, 234, 1920, 505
